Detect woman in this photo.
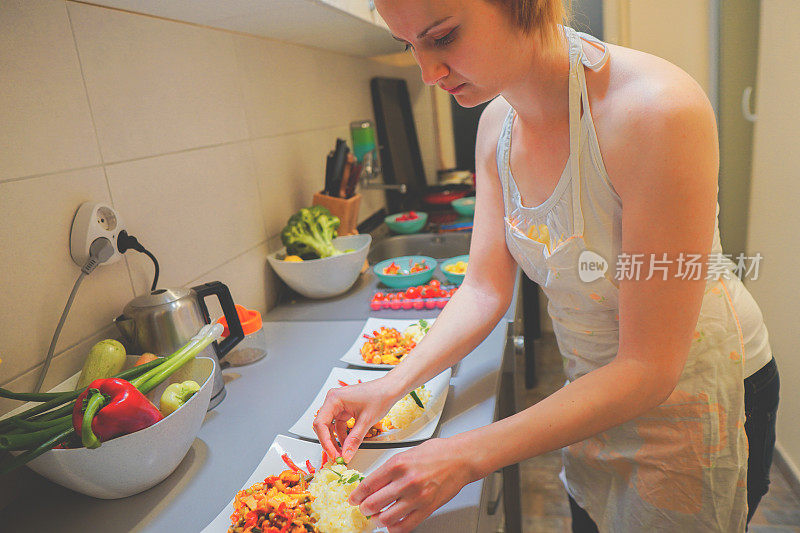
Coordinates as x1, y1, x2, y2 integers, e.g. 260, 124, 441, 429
313, 1, 780, 531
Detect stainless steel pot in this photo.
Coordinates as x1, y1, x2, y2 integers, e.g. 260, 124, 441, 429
114, 281, 244, 410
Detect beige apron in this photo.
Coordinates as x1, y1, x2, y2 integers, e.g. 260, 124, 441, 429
499, 27, 749, 532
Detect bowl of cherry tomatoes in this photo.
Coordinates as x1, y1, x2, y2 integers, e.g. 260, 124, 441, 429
370, 280, 457, 311
373, 255, 436, 288
384, 211, 428, 234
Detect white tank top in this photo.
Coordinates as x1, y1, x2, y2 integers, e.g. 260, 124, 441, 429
495, 31, 772, 378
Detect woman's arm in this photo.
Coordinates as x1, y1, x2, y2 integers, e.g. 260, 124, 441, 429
313, 98, 518, 461
351, 75, 720, 532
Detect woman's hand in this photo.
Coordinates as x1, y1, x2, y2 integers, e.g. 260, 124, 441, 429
312, 376, 401, 462
350, 438, 475, 532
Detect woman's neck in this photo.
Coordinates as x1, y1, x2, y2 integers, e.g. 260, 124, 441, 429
500, 29, 571, 130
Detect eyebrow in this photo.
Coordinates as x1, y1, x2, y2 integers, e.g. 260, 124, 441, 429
391, 16, 453, 42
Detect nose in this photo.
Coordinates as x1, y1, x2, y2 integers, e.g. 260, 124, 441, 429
415, 50, 449, 86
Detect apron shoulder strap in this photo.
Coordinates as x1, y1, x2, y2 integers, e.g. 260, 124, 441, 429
496, 106, 516, 215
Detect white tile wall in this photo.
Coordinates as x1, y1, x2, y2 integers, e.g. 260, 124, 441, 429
105, 142, 266, 293
0, 168, 133, 382
0, 0, 100, 181
0, 0, 434, 400
67, 1, 250, 163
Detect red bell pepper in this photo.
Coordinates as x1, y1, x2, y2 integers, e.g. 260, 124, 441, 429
72, 378, 163, 448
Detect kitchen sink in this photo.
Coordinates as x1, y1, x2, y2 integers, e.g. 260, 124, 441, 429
367, 232, 472, 263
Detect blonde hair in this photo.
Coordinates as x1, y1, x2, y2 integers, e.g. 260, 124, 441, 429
488, 0, 570, 54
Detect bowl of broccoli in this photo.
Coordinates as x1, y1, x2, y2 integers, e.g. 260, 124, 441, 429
267, 206, 372, 299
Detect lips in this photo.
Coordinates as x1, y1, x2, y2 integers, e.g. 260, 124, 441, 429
441, 83, 466, 94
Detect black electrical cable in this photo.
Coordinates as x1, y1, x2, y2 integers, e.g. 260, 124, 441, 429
140, 247, 159, 292
117, 230, 159, 291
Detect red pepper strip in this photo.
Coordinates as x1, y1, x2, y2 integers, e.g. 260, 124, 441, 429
337, 380, 349, 387
321, 451, 328, 466
306, 460, 316, 474
72, 378, 163, 444
281, 453, 307, 476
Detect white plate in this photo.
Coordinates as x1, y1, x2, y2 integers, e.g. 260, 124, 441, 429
289, 367, 451, 443
201, 435, 403, 532
340, 317, 436, 369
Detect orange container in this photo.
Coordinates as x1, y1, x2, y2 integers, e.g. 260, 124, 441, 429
217, 305, 266, 366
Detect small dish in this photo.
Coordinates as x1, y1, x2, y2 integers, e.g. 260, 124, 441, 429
289, 367, 451, 443
451, 197, 476, 217
340, 317, 436, 369
373, 255, 436, 288
200, 435, 400, 533
440, 254, 469, 285
384, 211, 428, 234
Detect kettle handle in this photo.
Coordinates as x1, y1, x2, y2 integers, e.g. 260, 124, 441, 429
192, 281, 244, 360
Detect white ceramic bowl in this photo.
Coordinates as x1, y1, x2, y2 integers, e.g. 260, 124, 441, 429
267, 234, 372, 299
3, 355, 214, 499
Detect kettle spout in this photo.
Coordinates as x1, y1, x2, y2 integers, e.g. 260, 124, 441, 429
114, 314, 136, 344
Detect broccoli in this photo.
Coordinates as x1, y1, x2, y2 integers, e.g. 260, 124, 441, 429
280, 206, 342, 259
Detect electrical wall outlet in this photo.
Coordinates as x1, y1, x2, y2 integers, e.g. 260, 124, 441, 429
69, 202, 125, 267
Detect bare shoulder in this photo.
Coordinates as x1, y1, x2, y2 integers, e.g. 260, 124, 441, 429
587, 43, 719, 198
474, 96, 512, 178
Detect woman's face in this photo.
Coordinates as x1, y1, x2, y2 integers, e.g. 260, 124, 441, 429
374, 0, 534, 107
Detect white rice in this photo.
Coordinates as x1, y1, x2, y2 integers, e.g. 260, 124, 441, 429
385, 386, 431, 430
307, 464, 371, 533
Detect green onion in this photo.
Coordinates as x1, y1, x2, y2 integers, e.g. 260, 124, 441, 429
0, 421, 72, 451
10, 414, 72, 431
0, 426, 74, 476
335, 457, 345, 465
409, 390, 425, 409
0, 388, 74, 402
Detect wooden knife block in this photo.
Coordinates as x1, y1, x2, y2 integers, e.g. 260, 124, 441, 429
312, 192, 362, 236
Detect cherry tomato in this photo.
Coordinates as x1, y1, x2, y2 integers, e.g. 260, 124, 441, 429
405, 286, 421, 299
387, 293, 396, 301
396, 293, 405, 300
373, 292, 385, 301
421, 287, 436, 299
436, 298, 447, 308
402, 299, 413, 310
370, 301, 382, 311
425, 299, 437, 309
413, 299, 425, 310
429, 280, 441, 289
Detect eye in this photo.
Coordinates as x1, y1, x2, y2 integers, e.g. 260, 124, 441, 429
404, 42, 413, 52
433, 27, 457, 48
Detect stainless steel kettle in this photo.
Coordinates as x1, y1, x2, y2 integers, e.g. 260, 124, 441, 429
114, 281, 244, 410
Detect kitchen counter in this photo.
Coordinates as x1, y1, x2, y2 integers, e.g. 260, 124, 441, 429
0, 316, 509, 532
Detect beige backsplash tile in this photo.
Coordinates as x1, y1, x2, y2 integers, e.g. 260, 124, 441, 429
188, 242, 277, 318
0, 0, 100, 181
0, 168, 134, 383
250, 130, 339, 237
105, 142, 266, 295
67, 1, 249, 163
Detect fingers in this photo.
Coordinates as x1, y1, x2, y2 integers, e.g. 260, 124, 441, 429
334, 418, 349, 450
313, 391, 345, 459
386, 509, 429, 533
359, 480, 405, 517
341, 415, 375, 463
350, 455, 404, 506
373, 498, 412, 529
